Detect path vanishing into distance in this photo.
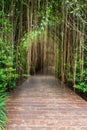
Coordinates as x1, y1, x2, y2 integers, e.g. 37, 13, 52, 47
6, 75, 87, 130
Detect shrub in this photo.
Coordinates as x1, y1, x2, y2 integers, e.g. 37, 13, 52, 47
0, 12, 18, 129
0, 94, 8, 130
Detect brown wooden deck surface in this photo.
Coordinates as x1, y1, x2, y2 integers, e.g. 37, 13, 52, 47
6, 75, 87, 130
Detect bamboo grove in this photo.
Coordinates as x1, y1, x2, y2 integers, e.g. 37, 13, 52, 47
16, 0, 87, 91
0, 0, 87, 128
0, 0, 87, 93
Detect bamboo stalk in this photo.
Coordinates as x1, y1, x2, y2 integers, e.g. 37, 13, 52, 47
61, 0, 65, 84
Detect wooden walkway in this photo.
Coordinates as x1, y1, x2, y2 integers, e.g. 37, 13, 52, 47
6, 76, 87, 130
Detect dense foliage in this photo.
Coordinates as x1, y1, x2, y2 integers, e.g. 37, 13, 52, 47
0, 0, 86, 129
74, 41, 87, 92
0, 10, 18, 129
